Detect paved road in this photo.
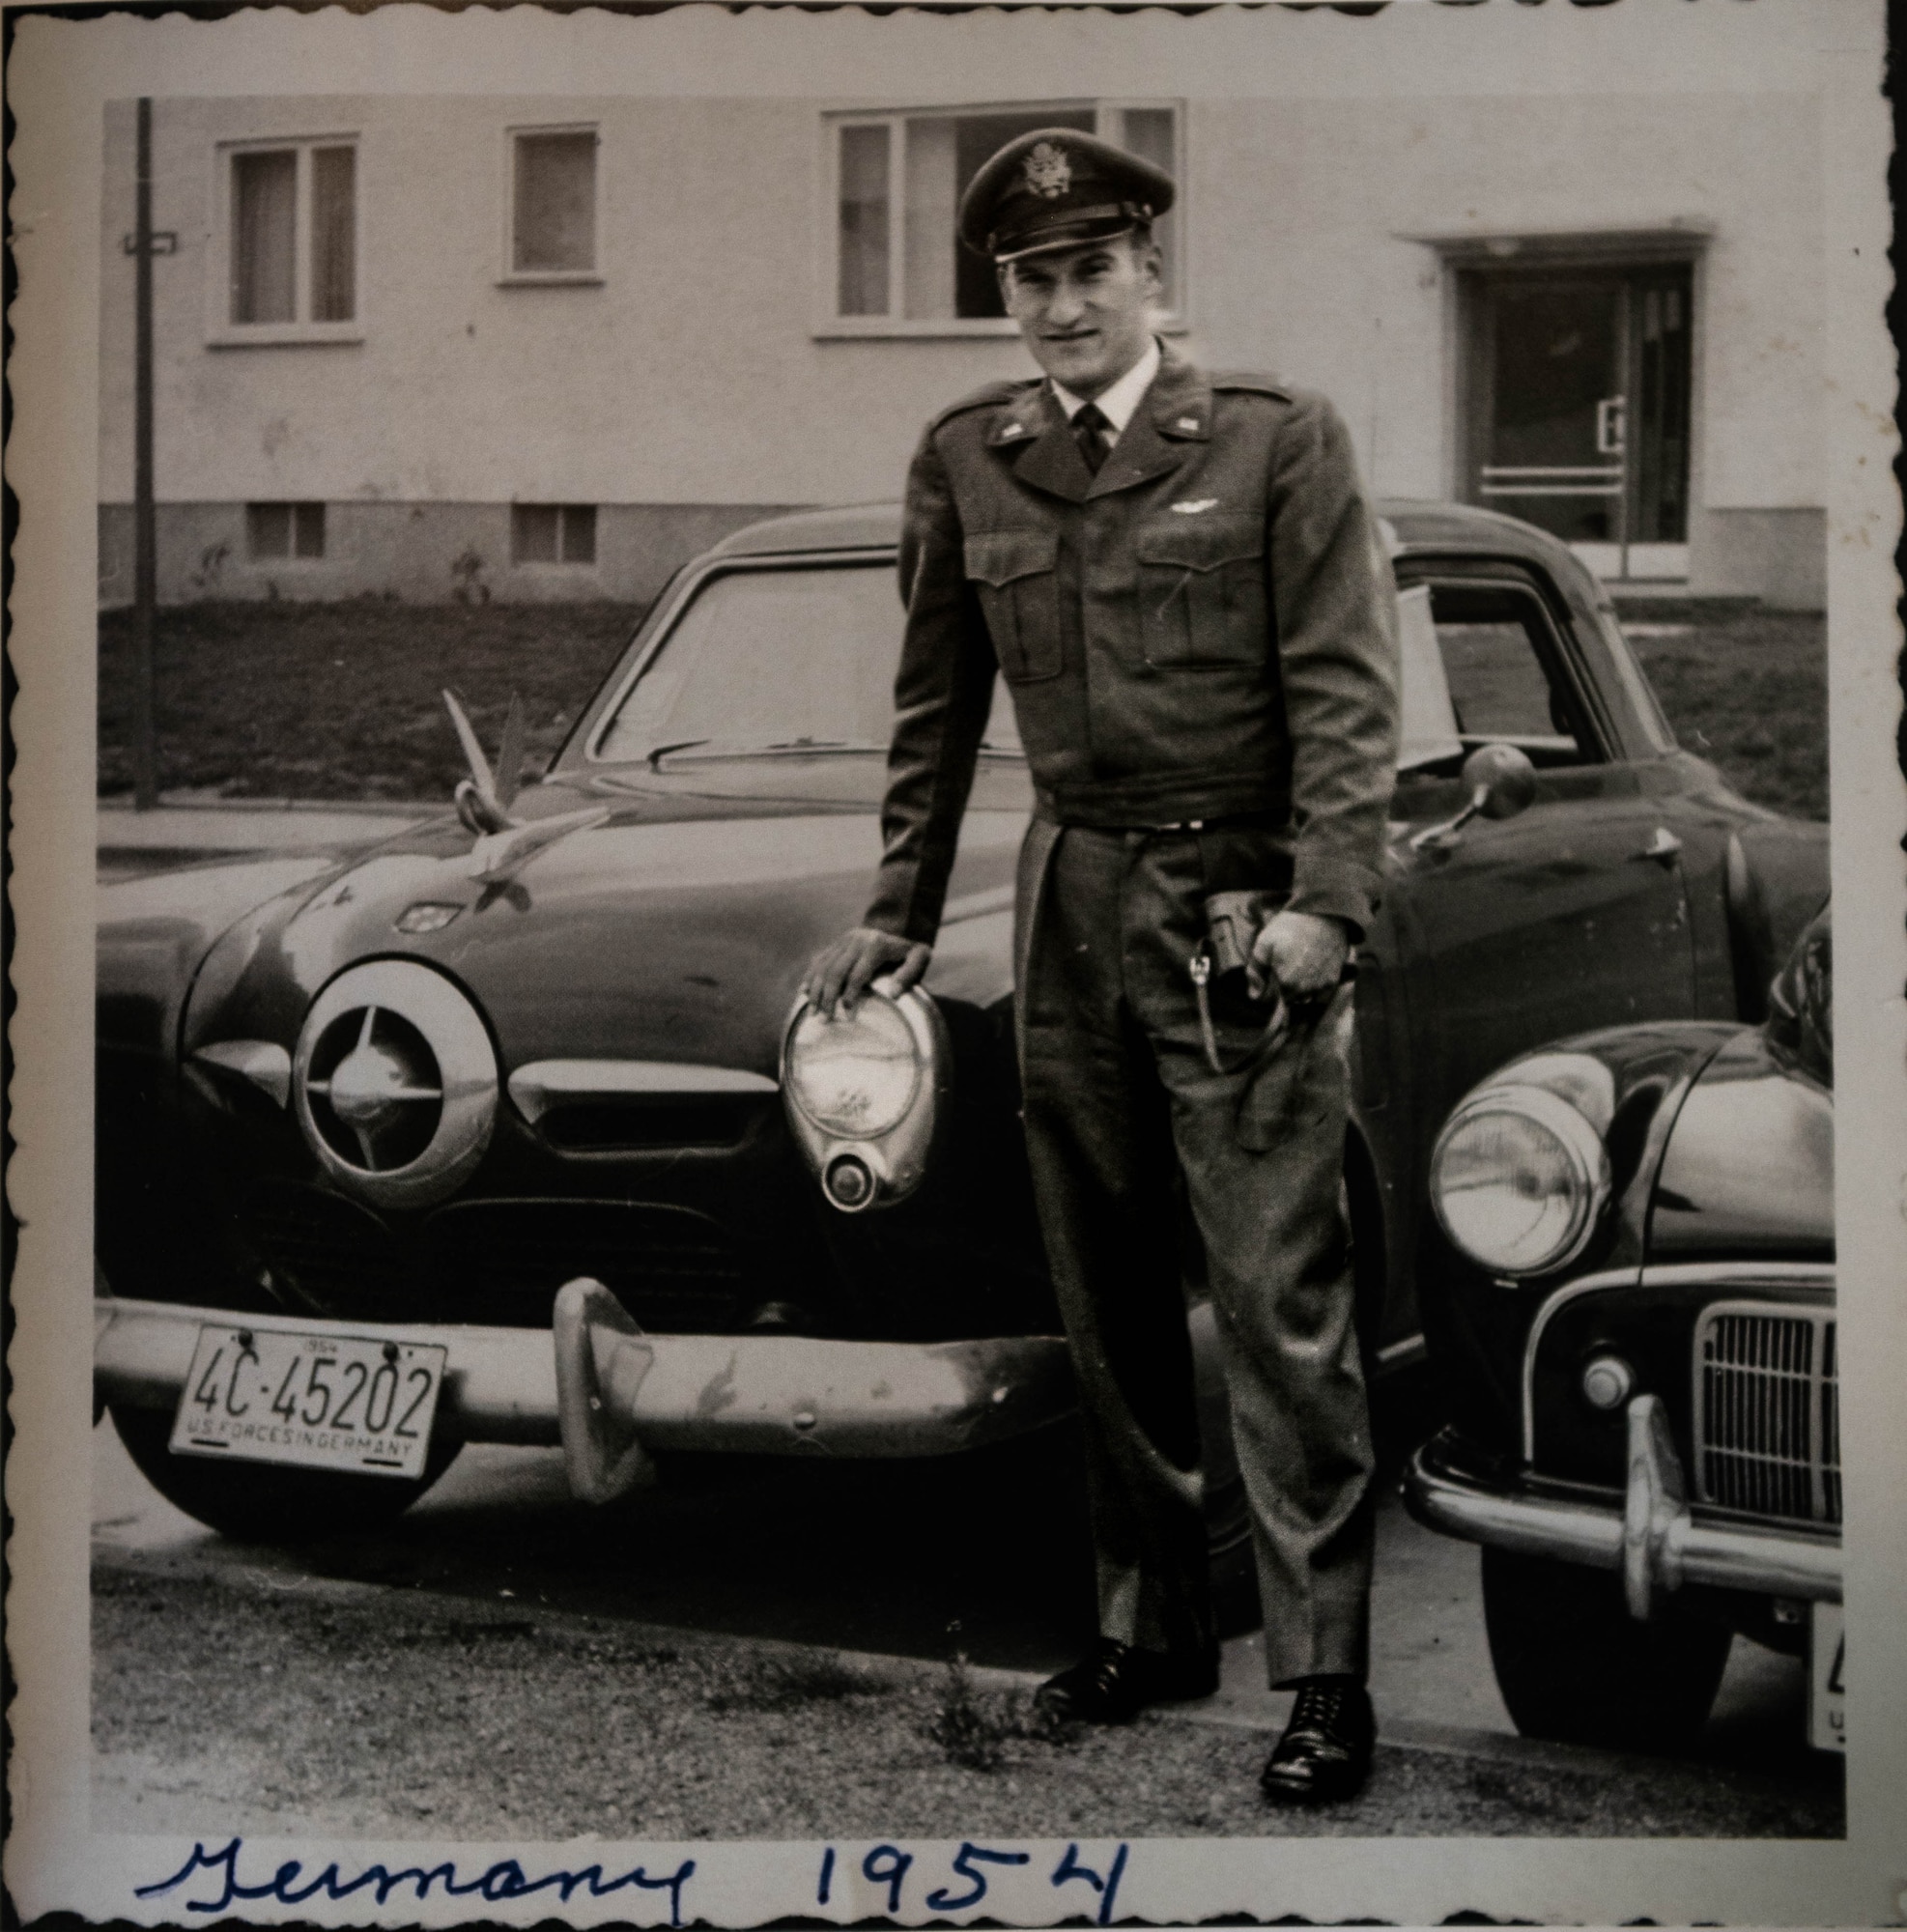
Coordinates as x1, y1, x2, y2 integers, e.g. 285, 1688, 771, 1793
92, 1417, 1841, 1838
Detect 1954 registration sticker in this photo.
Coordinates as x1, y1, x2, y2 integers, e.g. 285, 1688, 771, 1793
169, 1324, 447, 1481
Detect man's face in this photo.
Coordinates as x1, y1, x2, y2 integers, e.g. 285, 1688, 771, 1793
999, 237, 1162, 399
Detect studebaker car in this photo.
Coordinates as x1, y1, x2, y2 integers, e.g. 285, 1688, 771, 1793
1405, 903, 1837, 1755
95, 499, 1827, 1576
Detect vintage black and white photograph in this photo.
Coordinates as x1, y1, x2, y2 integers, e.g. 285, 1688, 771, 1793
7, 0, 1905, 1922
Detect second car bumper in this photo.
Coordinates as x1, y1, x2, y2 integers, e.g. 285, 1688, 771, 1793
1404, 1396, 1841, 1609
96, 1293, 1076, 1462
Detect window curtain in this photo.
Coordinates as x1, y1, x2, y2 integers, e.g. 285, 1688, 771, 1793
232, 150, 297, 324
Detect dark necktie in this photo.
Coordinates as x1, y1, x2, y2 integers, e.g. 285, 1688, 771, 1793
1070, 401, 1112, 476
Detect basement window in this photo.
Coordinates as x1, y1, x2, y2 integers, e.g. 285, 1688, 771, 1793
512, 503, 598, 566
247, 501, 327, 560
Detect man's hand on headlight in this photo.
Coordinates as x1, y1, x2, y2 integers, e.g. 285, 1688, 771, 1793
1247, 909, 1351, 1006
803, 926, 933, 1017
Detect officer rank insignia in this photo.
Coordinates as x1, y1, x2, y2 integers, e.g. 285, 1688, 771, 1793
1022, 141, 1072, 199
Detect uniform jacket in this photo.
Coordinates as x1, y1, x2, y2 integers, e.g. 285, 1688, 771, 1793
865, 342, 1401, 945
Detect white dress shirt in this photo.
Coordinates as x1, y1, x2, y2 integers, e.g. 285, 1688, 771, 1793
1050, 336, 1162, 447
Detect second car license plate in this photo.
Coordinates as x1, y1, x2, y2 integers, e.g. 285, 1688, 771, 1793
1808, 1601, 1845, 1751
169, 1324, 446, 1481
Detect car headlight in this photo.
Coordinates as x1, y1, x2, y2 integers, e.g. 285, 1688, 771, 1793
1430, 1084, 1611, 1279
784, 998, 922, 1138
781, 985, 947, 1211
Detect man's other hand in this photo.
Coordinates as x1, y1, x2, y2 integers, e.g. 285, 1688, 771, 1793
1247, 910, 1351, 1006
802, 926, 933, 1016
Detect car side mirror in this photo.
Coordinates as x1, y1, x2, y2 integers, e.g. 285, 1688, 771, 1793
1409, 742, 1537, 853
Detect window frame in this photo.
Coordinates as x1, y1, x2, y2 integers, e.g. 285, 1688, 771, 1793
208, 131, 364, 348
511, 502, 600, 569
245, 500, 327, 563
814, 99, 1187, 338
498, 122, 604, 287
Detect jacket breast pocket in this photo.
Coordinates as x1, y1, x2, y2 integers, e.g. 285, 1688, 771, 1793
1136, 516, 1267, 668
966, 529, 1063, 683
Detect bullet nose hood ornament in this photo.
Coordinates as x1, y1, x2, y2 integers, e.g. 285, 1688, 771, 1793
441, 688, 609, 885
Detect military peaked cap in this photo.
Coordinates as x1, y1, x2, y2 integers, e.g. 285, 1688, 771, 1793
957, 127, 1176, 264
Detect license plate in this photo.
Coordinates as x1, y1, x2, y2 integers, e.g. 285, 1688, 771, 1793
1808, 1601, 1845, 1751
169, 1324, 446, 1481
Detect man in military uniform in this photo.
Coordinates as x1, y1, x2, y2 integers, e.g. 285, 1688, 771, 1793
805, 128, 1399, 1804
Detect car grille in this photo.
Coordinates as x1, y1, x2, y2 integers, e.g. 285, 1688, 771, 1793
1694, 1302, 1840, 1526
243, 1183, 754, 1331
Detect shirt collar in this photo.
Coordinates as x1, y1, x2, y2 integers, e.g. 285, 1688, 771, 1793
1050, 336, 1161, 441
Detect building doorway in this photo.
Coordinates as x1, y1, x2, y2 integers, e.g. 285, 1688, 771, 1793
1462, 264, 1693, 584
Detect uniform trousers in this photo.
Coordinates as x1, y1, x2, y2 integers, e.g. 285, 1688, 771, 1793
1016, 820, 1375, 1686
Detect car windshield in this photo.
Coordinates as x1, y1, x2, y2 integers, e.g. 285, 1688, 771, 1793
594, 561, 1022, 766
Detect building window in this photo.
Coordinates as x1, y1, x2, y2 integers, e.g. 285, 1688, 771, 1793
824, 102, 1181, 332
512, 504, 597, 566
224, 139, 357, 331
247, 501, 327, 560
507, 128, 598, 279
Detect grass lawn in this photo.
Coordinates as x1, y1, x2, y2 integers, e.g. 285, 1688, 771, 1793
100, 595, 1827, 821
1616, 599, 1828, 822
98, 600, 645, 802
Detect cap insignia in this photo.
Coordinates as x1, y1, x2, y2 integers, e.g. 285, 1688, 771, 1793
1022, 141, 1072, 200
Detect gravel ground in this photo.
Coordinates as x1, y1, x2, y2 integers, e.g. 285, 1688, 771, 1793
93, 1560, 1844, 1842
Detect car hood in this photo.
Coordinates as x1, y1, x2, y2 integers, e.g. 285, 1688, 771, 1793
182, 767, 1030, 1080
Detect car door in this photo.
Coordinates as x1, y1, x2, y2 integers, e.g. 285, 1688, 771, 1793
1383, 569, 1698, 1146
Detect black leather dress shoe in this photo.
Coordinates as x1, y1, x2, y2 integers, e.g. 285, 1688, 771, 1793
1259, 1677, 1375, 1804
1034, 1639, 1220, 1725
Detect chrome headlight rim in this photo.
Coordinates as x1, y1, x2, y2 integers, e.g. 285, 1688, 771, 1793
780, 982, 946, 1212
1430, 1081, 1613, 1281
293, 957, 498, 1211
782, 986, 929, 1141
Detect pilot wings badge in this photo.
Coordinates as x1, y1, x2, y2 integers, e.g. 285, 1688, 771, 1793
1022, 141, 1072, 200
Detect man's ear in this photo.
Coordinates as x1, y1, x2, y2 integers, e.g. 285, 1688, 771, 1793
1136, 242, 1165, 298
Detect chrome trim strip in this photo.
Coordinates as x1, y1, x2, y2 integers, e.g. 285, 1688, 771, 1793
1404, 1446, 1841, 1605
1376, 1334, 1428, 1371
508, 1058, 778, 1122
1519, 1265, 1642, 1463
94, 1296, 1075, 1459
190, 1039, 292, 1109
941, 884, 1016, 923
1640, 1260, 1835, 1293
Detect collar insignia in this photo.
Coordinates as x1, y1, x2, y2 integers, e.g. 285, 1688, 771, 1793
1022, 142, 1071, 200
1177, 416, 1202, 433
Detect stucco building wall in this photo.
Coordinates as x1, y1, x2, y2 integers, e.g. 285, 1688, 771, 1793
97, 3, 1830, 608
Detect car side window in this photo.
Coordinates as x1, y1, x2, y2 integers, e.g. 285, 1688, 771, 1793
1429, 582, 1593, 768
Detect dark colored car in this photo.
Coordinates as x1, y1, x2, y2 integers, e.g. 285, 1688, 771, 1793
1405, 904, 1837, 1755
95, 499, 1826, 1565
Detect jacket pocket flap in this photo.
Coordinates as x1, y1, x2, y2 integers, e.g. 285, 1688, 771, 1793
966, 529, 1059, 586
1135, 516, 1264, 571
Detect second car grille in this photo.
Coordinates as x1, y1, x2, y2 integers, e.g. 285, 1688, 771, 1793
1694, 1303, 1840, 1526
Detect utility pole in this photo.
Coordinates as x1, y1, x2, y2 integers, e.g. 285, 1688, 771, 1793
131, 96, 159, 810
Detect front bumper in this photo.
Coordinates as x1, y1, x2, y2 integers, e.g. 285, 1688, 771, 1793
95, 1293, 1075, 1465
1405, 1394, 1840, 1610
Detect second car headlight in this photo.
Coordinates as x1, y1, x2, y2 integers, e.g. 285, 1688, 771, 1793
783, 996, 923, 1139
1430, 1084, 1611, 1279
